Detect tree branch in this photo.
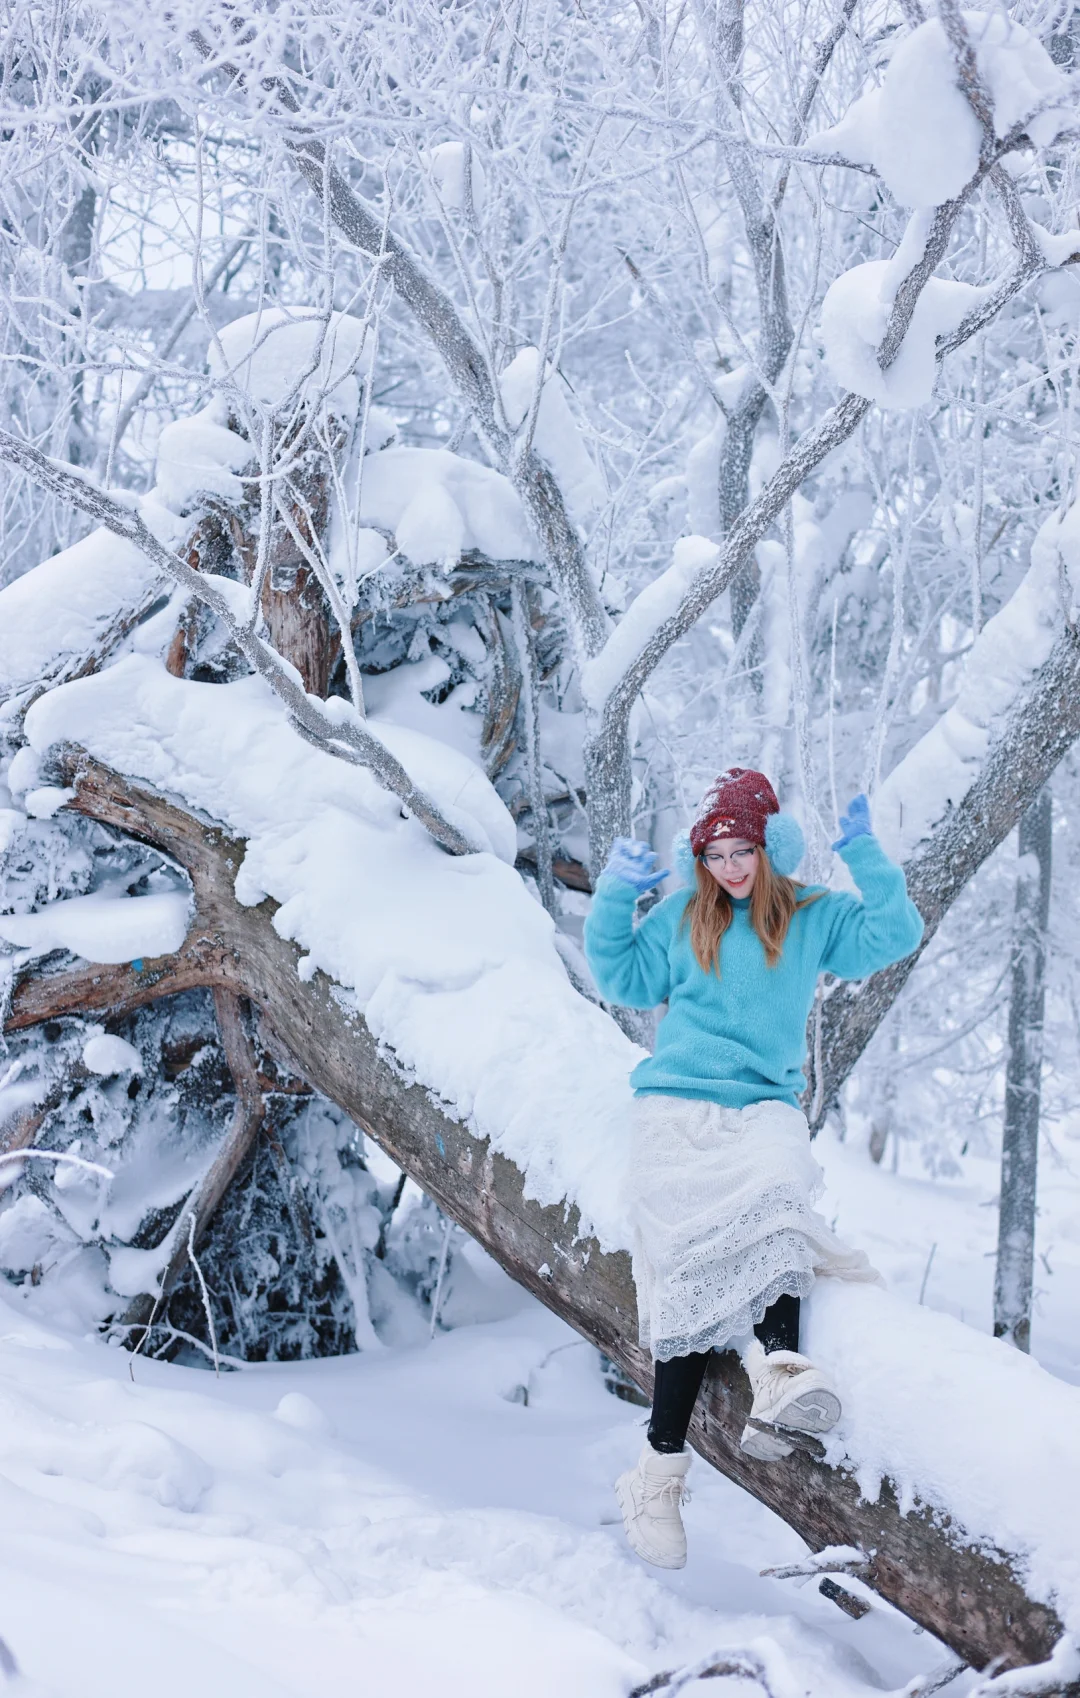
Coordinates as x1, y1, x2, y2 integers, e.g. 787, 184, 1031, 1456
121, 988, 267, 1339
807, 623, 1080, 1126
188, 28, 610, 667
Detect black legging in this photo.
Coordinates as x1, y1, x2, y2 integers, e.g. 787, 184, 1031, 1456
647, 1294, 801, 1454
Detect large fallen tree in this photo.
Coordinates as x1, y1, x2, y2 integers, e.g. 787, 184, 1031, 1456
4, 745, 1073, 1685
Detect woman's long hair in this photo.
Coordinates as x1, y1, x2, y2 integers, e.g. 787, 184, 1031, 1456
683, 848, 822, 973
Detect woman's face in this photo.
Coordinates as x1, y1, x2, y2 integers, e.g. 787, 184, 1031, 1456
701, 837, 759, 899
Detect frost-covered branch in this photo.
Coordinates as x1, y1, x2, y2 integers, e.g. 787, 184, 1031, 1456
760, 1544, 871, 1580
629, 1650, 774, 1698
585, 212, 1051, 730
103, 229, 252, 470
0, 429, 480, 855
188, 27, 611, 668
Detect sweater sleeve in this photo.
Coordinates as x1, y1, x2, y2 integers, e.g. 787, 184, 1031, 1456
582, 874, 676, 1008
817, 834, 924, 980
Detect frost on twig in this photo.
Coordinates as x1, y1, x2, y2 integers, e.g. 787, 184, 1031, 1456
186, 1210, 221, 1377
629, 1649, 774, 1698
901, 1660, 970, 1698
760, 1542, 871, 1580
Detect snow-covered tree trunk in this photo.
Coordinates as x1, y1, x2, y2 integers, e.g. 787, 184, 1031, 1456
5, 747, 1074, 1682
993, 787, 1052, 1353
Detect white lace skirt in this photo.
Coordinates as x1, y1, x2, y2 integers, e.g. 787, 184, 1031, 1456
626, 1094, 878, 1361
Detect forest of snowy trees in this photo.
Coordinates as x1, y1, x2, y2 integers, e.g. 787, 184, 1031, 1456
1, 1, 1080, 1693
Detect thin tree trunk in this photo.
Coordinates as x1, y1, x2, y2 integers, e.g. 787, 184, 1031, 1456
993, 787, 1052, 1352
511, 580, 555, 914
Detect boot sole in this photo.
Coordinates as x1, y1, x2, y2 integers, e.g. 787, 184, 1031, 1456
774, 1385, 842, 1434
614, 1472, 687, 1570
739, 1422, 793, 1462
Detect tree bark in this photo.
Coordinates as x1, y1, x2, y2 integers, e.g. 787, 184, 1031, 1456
993, 787, 1052, 1352
4, 745, 1073, 1683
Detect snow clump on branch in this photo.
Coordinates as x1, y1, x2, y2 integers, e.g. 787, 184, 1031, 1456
208, 307, 372, 422
424, 140, 487, 215
580, 535, 720, 713
0, 888, 191, 966
153, 411, 255, 513
499, 348, 605, 530
811, 12, 1069, 209
820, 261, 988, 409
356, 445, 543, 571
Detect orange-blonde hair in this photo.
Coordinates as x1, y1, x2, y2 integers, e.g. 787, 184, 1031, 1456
682, 848, 821, 973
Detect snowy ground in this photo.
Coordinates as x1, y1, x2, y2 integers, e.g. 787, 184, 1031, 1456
3, 1119, 1078, 1698
818, 1119, 1080, 1386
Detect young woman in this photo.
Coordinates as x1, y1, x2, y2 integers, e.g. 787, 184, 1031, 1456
583, 767, 923, 1570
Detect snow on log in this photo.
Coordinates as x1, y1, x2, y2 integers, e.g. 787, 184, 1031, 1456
5, 698, 1080, 1677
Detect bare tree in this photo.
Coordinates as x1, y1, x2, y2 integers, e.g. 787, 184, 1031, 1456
994, 786, 1053, 1352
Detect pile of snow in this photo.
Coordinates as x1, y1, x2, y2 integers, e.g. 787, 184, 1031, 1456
875, 508, 1068, 858
357, 444, 542, 569
499, 348, 605, 529
362, 651, 486, 764
0, 1284, 943, 1698
0, 505, 183, 697
208, 307, 372, 421
22, 657, 640, 1246
153, 407, 254, 512
0, 889, 191, 966
820, 260, 986, 408
813, 13, 1069, 208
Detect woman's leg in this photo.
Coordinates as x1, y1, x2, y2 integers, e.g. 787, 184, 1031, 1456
617, 1352, 707, 1569
754, 1292, 800, 1355
742, 1291, 839, 1460
647, 1351, 710, 1453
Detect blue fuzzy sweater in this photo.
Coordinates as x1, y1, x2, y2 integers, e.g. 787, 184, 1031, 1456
583, 835, 923, 1108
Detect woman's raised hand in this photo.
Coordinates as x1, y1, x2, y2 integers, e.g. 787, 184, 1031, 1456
603, 837, 670, 893
831, 793, 872, 850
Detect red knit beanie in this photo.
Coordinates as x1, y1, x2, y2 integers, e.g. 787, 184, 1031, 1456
689, 768, 779, 856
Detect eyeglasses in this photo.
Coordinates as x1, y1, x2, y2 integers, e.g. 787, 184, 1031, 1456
702, 845, 757, 871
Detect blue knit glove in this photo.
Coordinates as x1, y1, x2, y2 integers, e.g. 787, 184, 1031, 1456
832, 793, 872, 851
602, 837, 669, 893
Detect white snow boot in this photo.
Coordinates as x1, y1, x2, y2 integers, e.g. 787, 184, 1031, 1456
739, 1340, 841, 1462
614, 1443, 692, 1569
